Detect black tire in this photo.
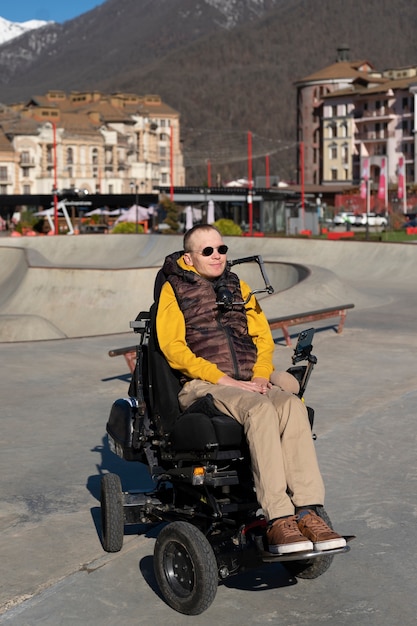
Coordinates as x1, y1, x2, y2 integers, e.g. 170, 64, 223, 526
154, 521, 218, 615
100, 473, 124, 553
286, 507, 334, 579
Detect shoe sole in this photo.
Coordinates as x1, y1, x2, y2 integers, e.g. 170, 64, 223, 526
313, 538, 347, 551
269, 540, 313, 555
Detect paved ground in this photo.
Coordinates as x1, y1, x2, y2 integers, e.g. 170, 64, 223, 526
1, 234, 417, 624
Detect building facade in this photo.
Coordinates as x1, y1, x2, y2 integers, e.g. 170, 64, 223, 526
0, 90, 185, 197
296, 48, 417, 194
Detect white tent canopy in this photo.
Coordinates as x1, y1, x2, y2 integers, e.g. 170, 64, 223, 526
85, 208, 112, 216
114, 204, 154, 224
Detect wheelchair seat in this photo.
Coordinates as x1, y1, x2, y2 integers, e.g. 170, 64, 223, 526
169, 394, 245, 452
144, 303, 246, 458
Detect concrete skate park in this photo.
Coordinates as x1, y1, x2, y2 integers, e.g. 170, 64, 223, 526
0, 234, 416, 625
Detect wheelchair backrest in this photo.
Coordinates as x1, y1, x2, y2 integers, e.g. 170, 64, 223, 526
144, 301, 184, 435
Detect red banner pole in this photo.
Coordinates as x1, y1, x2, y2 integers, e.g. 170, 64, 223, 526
265, 154, 270, 188
170, 125, 174, 201
52, 122, 59, 235
248, 131, 253, 235
300, 141, 305, 230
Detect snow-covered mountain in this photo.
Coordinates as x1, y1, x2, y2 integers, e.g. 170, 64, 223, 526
0, 16, 52, 46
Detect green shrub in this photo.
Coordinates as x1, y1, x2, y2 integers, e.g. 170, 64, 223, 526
213, 218, 242, 236
14, 210, 37, 233
159, 195, 182, 233
111, 222, 144, 234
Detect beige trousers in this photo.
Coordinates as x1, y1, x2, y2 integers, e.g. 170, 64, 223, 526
178, 379, 325, 521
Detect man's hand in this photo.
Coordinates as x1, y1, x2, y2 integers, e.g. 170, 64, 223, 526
217, 375, 271, 394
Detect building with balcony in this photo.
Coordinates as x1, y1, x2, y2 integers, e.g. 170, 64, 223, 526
0, 90, 185, 197
296, 48, 417, 192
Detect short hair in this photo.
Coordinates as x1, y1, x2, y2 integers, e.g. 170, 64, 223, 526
183, 224, 221, 252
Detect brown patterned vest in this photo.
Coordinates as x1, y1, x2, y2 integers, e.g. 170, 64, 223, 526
162, 252, 257, 380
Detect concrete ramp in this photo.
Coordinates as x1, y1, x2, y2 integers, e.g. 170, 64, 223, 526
1, 234, 413, 343
0, 247, 28, 308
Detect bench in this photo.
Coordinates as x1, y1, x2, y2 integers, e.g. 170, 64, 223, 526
109, 303, 355, 371
268, 303, 355, 346
108, 344, 138, 373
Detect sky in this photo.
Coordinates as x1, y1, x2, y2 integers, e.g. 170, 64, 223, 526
0, 1, 106, 24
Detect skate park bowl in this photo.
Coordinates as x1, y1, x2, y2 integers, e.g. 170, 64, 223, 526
0, 233, 415, 343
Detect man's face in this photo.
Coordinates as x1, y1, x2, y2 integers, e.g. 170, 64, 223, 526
183, 229, 227, 280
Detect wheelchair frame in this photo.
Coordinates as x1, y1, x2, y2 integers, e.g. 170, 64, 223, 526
101, 255, 353, 615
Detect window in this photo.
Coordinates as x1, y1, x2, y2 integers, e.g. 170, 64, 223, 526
23, 184, 31, 194
0, 166, 8, 181
331, 168, 338, 180
22, 167, 30, 178
105, 148, 113, 164
329, 143, 337, 160
21, 151, 31, 165
342, 144, 349, 164
92, 148, 99, 165
67, 147, 74, 164
328, 123, 337, 138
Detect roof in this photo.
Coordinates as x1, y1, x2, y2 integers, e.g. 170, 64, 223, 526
0, 90, 183, 149
296, 60, 377, 84
0, 127, 14, 152
322, 73, 417, 99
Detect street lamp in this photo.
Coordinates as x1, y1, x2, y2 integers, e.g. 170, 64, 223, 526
366, 178, 373, 241
130, 181, 139, 233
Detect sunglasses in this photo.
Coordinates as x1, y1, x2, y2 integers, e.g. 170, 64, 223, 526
188, 245, 228, 257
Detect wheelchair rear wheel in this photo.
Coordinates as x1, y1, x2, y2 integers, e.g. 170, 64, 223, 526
154, 521, 218, 615
100, 473, 124, 553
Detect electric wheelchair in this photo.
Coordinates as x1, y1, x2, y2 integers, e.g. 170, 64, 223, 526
101, 255, 352, 615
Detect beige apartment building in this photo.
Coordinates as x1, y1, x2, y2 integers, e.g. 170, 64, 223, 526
0, 90, 185, 196
296, 47, 417, 191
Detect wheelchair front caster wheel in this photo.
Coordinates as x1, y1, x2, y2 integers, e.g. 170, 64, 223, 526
154, 521, 218, 615
100, 473, 124, 552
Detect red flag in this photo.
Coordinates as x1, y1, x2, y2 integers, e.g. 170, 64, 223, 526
397, 155, 405, 200
377, 157, 387, 203
360, 158, 369, 199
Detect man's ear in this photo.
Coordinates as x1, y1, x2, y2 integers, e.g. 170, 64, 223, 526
183, 252, 193, 266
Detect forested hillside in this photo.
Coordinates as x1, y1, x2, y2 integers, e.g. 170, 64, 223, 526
1, 0, 416, 182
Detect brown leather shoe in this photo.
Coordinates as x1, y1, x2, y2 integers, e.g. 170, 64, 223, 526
297, 510, 346, 551
267, 515, 314, 554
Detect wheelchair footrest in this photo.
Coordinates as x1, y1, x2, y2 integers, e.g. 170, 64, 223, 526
260, 535, 355, 563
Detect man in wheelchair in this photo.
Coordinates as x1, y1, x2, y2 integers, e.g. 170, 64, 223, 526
156, 224, 346, 556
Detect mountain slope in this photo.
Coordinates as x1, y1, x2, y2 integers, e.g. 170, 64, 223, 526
1, 0, 417, 182
0, 16, 51, 45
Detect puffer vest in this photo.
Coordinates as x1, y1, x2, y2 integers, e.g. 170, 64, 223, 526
162, 252, 257, 380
